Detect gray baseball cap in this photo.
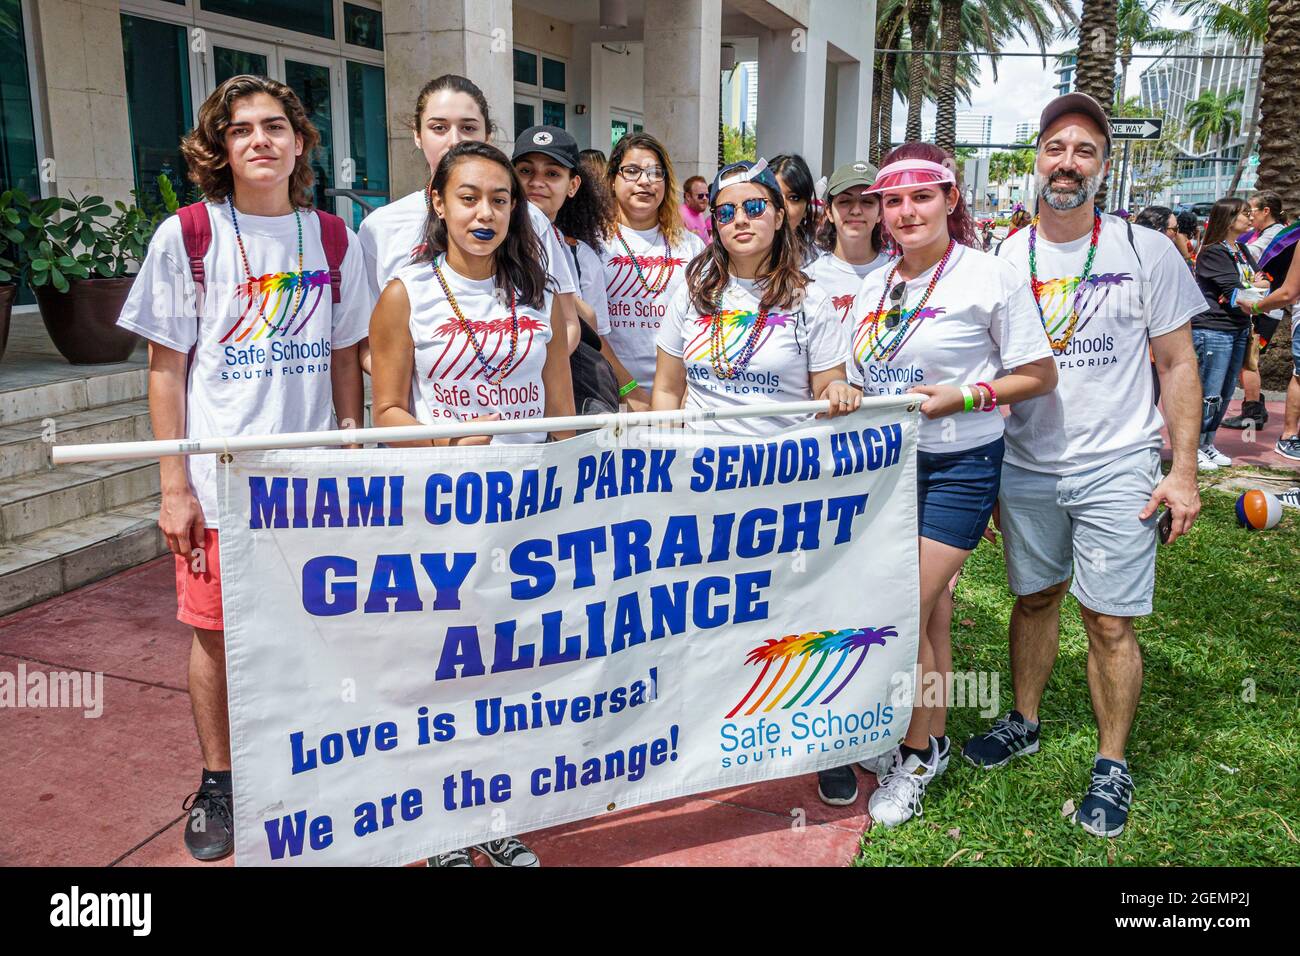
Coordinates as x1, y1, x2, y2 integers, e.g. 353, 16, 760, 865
1039, 92, 1112, 148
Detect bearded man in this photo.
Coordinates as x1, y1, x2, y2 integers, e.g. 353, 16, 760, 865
964, 94, 1205, 838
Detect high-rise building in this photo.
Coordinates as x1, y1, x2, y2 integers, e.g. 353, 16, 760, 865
956, 111, 993, 156
1055, 54, 1076, 96
1014, 121, 1037, 145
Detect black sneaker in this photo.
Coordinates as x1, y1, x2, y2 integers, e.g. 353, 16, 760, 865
962, 711, 1040, 769
181, 785, 234, 861
1221, 400, 1268, 429
1072, 757, 1134, 838
1276, 437, 1300, 462
817, 765, 859, 806
477, 837, 539, 867
427, 847, 474, 867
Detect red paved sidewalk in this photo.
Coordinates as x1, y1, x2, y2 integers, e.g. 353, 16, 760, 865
0, 560, 874, 867
1161, 397, 1300, 472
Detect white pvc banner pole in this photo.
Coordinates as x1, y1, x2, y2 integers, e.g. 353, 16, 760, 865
50, 396, 918, 465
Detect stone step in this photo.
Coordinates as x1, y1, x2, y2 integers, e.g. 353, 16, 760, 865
0, 399, 153, 481
0, 496, 167, 618
0, 366, 148, 428
0, 458, 160, 542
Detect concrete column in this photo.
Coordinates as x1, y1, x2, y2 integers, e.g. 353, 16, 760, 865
756, 26, 827, 170
642, 0, 722, 184
834, 58, 871, 166
383, 0, 515, 199
30, 0, 135, 207
570, 25, 599, 151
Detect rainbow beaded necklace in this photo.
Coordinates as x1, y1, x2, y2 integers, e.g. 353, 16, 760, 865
616, 226, 675, 296
863, 239, 955, 362
431, 255, 520, 385
227, 194, 304, 315
1028, 206, 1101, 353
709, 291, 769, 380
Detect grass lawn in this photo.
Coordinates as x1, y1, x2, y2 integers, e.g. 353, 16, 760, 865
855, 478, 1300, 866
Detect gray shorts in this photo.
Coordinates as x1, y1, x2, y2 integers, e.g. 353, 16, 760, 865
999, 448, 1162, 617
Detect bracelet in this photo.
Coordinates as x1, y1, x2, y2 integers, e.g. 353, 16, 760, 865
972, 383, 986, 411
619, 380, 640, 398
976, 381, 998, 412
961, 385, 975, 413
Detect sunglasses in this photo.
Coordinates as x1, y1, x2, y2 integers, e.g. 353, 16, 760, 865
883, 282, 905, 329
617, 164, 666, 183
713, 197, 770, 225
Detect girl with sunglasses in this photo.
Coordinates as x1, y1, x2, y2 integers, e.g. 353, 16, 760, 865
847, 143, 1057, 829
357, 74, 580, 371
600, 132, 707, 411
368, 142, 576, 867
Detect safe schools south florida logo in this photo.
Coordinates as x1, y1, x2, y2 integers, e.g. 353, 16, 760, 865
725, 626, 895, 718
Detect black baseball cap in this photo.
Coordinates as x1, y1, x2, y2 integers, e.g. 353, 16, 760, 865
1039, 92, 1112, 149
512, 125, 580, 169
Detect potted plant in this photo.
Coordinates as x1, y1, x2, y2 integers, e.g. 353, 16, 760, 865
15, 191, 152, 364
0, 191, 20, 363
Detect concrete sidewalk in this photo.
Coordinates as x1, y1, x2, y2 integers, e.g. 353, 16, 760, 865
0, 558, 874, 868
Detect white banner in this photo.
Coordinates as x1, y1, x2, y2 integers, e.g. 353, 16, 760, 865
217, 407, 919, 866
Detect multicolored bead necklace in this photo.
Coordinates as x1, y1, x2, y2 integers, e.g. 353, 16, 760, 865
227, 194, 304, 314
1028, 206, 1101, 352
1222, 240, 1254, 282
432, 255, 520, 385
709, 295, 769, 380
617, 227, 675, 296
863, 239, 955, 362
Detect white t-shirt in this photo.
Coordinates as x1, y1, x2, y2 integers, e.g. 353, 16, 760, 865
556, 230, 611, 336
656, 277, 848, 437
847, 243, 1053, 454
601, 224, 706, 387
806, 249, 892, 325
358, 190, 576, 301
395, 257, 554, 445
996, 214, 1205, 474
116, 203, 371, 529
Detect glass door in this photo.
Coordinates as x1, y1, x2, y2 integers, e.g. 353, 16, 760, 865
203, 34, 277, 87
283, 51, 340, 215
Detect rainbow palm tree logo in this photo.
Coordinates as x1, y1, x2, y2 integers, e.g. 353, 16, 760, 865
684, 310, 792, 364
605, 254, 687, 299
832, 293, 856, 324
1035, 272, 1133, 343
220, 269, 332, 343
427, 315, 546, 381
852, 308, 944, 363
724, 626, 894, 718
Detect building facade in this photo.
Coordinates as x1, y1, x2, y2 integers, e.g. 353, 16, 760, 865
2, 0, 877, 247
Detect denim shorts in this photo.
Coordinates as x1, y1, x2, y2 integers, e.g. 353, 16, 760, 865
917, 437, 1004, 551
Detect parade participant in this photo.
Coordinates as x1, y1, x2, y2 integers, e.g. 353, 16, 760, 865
115, 75, 369, 861
971, 93, 1205, 838
771, 154, 819, 263
846, 143, 1057, 829
680, 175, 714, 243
369, 142, 576, 866
1190, 198, 1259, 471
512, 125, 639, 407
1238, 211, 1300, 461
357, 74, 579, 362
807, 160, 890, 327
600, 132, 707, 411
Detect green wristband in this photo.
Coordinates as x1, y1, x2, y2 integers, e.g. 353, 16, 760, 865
619, 380, 640, 398
961, 385, 975, 413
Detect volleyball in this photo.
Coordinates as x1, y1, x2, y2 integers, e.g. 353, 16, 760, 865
1235, 490, 1283, 530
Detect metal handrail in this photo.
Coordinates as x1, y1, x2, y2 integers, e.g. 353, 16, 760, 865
324, 187, 389, 216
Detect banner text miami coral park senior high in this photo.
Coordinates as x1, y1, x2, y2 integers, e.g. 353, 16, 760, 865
244, 424, 904, 679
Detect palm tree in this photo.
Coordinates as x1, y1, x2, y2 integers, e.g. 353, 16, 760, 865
1116, 1, 1192, 109
933, 0, 1076, 154
1073, 0, 1119, 109
1254, 0, 1300, 212
905, 0, 934, 141
873, 0, 907, 163
1185, 88, 1245, 151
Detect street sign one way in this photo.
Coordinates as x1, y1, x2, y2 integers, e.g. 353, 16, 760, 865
1110, 118, 1163, 140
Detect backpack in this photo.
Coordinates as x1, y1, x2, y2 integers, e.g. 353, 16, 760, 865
562, 236, 621, 416
177, 201, 349, 311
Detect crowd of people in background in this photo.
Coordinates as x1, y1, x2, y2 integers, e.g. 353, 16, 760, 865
117, 69, 1300, 867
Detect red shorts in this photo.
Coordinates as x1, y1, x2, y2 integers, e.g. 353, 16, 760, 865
174, 528, 223, 630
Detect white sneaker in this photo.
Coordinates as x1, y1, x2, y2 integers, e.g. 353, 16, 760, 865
867, 751, 935, 828
859, 746, 899, 778
931, 735, 951, 777
1196, 448, 1220, 472
1278, 487, 1300, 510
1204, 445, 1233, 467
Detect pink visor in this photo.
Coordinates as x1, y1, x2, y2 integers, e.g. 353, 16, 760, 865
866, 158, 957, 195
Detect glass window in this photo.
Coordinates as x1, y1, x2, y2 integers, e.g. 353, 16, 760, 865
515, 102, 535, 136
542, 57, 565, 93
542, 100, 565, 129
513, 49, 538, 86
121, 15, 193, 208
201, 0, 334, 41
346, 61, 388, 229
611, 119, 629, 149
284, 59, 335, 213
214, 47, 269, 82
343, 3, 382, 50
1, 0, 40, 198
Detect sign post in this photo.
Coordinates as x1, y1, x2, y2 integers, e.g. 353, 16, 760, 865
1108, 118, 1163, 213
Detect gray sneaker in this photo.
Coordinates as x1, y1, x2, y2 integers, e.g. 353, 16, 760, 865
478, 837, 539, 867
1275, 437, 1300, 462
427, 847, 474, 867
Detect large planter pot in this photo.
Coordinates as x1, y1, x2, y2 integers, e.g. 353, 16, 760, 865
0, 283, 14, 364
34, 275, 139, 365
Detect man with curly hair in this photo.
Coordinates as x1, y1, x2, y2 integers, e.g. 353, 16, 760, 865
116, 75, 369, 861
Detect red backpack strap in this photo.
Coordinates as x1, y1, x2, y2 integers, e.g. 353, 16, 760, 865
177, 202, 212, 303
315, 209, 348, 305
